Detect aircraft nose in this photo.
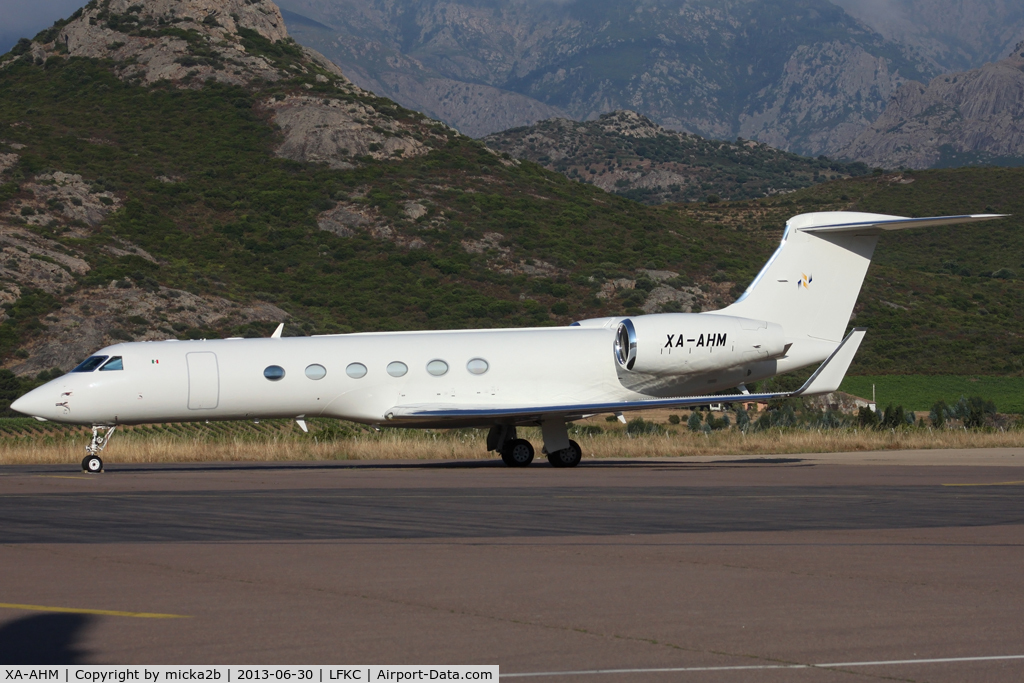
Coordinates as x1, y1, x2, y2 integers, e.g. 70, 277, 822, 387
11, 386, 54, 419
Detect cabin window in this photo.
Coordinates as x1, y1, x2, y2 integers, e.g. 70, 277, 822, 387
346, 362, 367, 379
72, 356, 108, 373
305, 364, 327, 380
99, 356, 123, 371
387, 361, 408, 377
426, 359, 448, 376
264, 365, 285, 381
466, 358, 488, 375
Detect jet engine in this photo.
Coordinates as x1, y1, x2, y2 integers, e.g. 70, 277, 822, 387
614, 313, 786, 376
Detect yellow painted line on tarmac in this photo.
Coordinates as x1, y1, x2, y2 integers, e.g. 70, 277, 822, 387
0, 602, 190, 619
943, 480, 1024, 487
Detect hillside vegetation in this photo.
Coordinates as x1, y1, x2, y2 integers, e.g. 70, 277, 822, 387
689, 168, 1024, 378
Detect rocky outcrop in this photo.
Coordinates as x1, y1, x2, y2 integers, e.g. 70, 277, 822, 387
268, 95, 430, 167
838, 42, 1024, 168
20, 172, 121, 231
4, 0, 292, 87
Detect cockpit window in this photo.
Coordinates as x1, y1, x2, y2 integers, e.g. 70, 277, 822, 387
99, 356, 123, 371
72, 356, 109, 373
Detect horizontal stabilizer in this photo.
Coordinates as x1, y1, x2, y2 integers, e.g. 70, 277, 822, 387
385, 329, 866, 425
795, 213, 1007, 234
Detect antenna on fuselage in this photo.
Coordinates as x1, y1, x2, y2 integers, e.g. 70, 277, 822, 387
270, 323, 284, 338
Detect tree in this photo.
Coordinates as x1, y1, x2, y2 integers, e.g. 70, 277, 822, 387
734, 406, 751, 431
687, 411, 702, 432
857, 405, 879, 428
881, 403, 907, 429
929, 400, 948, 428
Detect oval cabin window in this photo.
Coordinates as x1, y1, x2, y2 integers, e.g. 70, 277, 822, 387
387, 361, 408, 377
426, 359, 449, 376
264, 365, 285, 381
466, 358, 488, 375
346, 363, 367, 379
305, 364, 327, 380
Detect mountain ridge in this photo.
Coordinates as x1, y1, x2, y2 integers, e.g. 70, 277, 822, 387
483, 110, 869, 204
279, 0, 935, 155
837, 40, 1024, 168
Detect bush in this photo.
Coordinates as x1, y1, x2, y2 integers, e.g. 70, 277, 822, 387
10, 38, 32, 56
951, 395, 996, 428
687, 411, 702, 432
626, 417, 663, 436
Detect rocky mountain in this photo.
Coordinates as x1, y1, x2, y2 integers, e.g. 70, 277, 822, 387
483, 110, 869, 204
277, 0, 934, 155
838, 41, 1024, 169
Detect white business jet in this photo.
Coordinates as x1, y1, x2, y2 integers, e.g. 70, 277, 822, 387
11, 211, 1004, 472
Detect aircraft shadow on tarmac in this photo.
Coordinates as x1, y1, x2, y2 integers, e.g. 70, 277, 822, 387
7, 457, 808, 476
0, 613, 92, 664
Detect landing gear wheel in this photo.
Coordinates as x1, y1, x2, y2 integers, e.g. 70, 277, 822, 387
82, 455, 103, 473
547, 440, 582, 468
501, 439, 534, 467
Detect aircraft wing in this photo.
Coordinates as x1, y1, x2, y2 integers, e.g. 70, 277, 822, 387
385, 328, 866, 424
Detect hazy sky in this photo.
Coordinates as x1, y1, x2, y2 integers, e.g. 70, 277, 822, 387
0, 0, 86, 53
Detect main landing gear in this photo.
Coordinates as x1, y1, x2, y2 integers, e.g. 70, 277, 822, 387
487, 422, 583, 468
81, 425, 116, 474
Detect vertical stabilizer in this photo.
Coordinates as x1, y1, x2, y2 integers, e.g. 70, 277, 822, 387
717, 211, 1006, 343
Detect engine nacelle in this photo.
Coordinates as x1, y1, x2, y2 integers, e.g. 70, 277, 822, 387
614, 313, 786, 376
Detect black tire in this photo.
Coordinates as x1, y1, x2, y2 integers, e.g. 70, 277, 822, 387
547, 439, 582, 468
82, 455, 103, 473
501, 439, 534, 467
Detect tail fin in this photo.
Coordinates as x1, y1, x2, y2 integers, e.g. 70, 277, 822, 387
719, 211, 1005, 343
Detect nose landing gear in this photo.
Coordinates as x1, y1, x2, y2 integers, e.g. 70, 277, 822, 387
81, 425, 116, 474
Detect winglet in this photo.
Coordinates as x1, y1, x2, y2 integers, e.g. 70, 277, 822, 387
270, 323, 284, 339
793, 328, 866, 397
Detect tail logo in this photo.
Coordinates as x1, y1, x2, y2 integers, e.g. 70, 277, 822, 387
798, 273, 813, 290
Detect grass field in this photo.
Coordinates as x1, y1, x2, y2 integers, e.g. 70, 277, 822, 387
840, 375, 1024, 413
0, 416, 1020, 466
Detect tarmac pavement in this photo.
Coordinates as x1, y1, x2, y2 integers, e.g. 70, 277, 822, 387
1, 450, 1022, 681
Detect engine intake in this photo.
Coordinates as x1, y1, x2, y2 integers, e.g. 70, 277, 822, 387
614, 313, 786, 376
614, 319, 637, 370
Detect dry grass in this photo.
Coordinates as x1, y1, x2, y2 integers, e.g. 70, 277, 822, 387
0, 425, 1021, 466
